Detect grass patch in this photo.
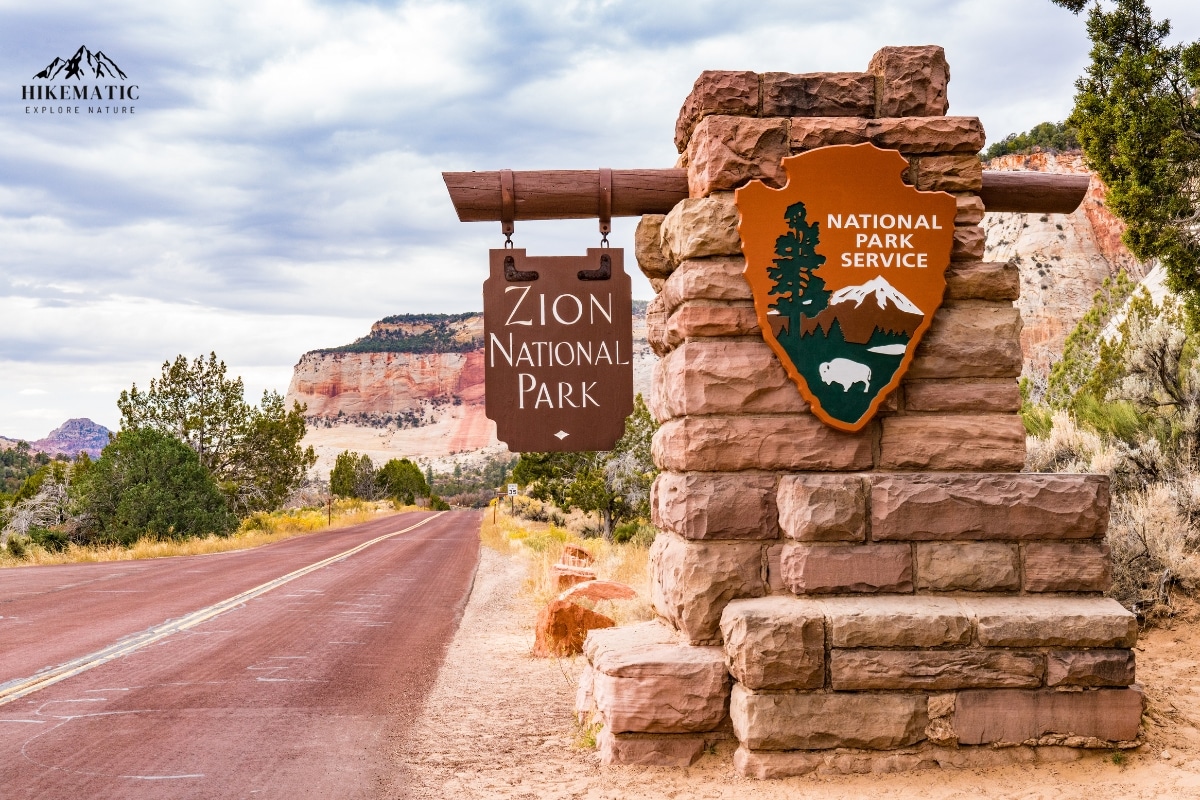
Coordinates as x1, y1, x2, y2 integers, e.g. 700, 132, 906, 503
573, 720, 603, 750
480, 500, 654, 625
0, 499, 407, 568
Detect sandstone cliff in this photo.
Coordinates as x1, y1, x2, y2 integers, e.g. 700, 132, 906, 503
286, 309, 654, 468
982, 151, 1149, 376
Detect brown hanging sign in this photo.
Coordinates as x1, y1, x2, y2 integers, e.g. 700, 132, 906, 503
736, 143, 957, 432
483, 248, 634, 452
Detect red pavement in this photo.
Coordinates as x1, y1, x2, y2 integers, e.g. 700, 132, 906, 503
0, 509, 481, 799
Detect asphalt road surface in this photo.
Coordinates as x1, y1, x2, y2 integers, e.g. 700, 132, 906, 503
0, 509, 481, 799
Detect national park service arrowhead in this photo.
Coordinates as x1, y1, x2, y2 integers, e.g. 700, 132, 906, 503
736, 143, 957, 432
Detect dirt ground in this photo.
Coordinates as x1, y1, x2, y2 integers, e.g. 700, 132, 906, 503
395, 548, 1200, 799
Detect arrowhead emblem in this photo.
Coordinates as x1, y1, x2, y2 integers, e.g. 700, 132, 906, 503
736, 144, 957, 432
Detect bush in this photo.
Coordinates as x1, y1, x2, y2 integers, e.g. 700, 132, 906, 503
28, 527, 69, 552
76, 428, 237, 544
5, 535, 27, 559
429, 494, 451, 511
613, 522, 656, 547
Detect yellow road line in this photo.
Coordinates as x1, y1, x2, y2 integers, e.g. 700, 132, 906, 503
0, 512, 445, 706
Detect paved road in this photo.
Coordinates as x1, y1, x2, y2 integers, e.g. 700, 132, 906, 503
0, 510, 481, 799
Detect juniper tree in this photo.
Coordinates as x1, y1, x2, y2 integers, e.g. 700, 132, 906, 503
1053, 0, 1200, 314
769, 201, 829, 337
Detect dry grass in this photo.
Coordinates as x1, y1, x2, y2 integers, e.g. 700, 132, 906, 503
0, 499, 408, 569
480, 500, 655, 625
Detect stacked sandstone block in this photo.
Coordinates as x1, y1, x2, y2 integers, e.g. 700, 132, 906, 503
578, 46, 1142, 775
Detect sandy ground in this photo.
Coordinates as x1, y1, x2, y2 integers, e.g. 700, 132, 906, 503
394, 546, 1200, 799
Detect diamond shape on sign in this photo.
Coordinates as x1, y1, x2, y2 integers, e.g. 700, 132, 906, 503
554, 431, 569, 440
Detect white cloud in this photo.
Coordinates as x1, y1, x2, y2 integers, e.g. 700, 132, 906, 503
3, 0, 1200, 437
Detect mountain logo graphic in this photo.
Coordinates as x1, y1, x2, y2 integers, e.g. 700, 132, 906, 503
737, 143, 958, 432
34, 46, 127, 80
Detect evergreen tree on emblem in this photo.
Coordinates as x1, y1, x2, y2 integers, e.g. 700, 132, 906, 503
768, 200, 829, 338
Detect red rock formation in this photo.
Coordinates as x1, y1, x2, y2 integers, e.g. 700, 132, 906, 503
982, 152, 1148, 376
287, 349, 485, 418
533, 599, 616, 658
286, 310, 655, 427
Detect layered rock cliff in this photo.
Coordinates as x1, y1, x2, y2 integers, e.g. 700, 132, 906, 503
286, 309, 654, 465
982, 151, 1149, 376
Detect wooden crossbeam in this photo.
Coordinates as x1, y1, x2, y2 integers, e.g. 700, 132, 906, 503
442, 168, 1090, 222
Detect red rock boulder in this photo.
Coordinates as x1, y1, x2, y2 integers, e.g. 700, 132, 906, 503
534, 599, 615, 658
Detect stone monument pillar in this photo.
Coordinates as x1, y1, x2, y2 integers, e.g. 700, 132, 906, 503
577, 46, 1141, 776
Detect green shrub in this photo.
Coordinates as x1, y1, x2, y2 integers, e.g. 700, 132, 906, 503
28, 527, 69, 552
5, 536, 28, 559
76, 428, 236, 544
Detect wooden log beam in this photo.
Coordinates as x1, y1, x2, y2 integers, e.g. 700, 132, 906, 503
442, 168, 1090, 222
442, 169, 690, 222
977, 170, 1092, 214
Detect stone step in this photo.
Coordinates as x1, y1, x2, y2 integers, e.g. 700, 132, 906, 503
582, 622, 731, 736
720, 595, 1137, 692
732, 684, 1144, 753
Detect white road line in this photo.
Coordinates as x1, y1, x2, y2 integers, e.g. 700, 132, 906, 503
0, 513, 444, 706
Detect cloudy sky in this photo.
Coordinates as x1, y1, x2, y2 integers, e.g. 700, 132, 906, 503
2, 0, 1199, 440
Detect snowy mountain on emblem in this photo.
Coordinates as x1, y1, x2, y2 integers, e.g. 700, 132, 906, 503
828, 276, 922, 315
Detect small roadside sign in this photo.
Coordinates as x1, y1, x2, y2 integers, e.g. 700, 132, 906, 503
507, 484, 518, 497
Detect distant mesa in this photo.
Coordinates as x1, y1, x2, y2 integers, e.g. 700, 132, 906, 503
0, 418, 111, 458
34, 46, 127, 80
800, 276, 925, 345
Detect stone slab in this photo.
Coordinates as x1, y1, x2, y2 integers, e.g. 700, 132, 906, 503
590, 636, 730, 733
903, 380, 1021, 413
952, 225, 986, 261
652, 471, 779, 541
762, 71, 875, 118
598, 728, 707, 766
687, 115, 789, 196
665, 301, 759, 343
916, 542, 1020, 591
721, 597, 825, 690
830, 649, 1044, 690
780, 543, 912, 594
907, 304, 1023, 380
635, 214, 670, 281
660, 258, 752, 315
967, 597, 1137, 648
914, 154, 983, 192
790, 117, 870, 151
1023, 542, 1112, 592
955, 194, 986, 225
777, 474, 867, 542
822, 596, 972, 648
675, 70, 759, 152
868, 45, 950, 118
653, 415, 876, 473
867, 116, 985, 153
660, 194, 742, 266
653, 340, 803, 420
955, 687, 1144, 745
870, 473, 1110, 540
734, 742, 1089, 779
650, 533, 766, 644
1047, 650, 1137, 687
878, 415, 1026, 471
732, 685, 929, 750
944, 261, 1020, 301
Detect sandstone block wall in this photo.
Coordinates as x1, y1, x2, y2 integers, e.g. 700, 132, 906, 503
580, 45, 1140, 775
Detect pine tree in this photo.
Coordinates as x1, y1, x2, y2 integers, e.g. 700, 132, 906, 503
769, 201, 829, 338
1053, 0, 1200, 315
